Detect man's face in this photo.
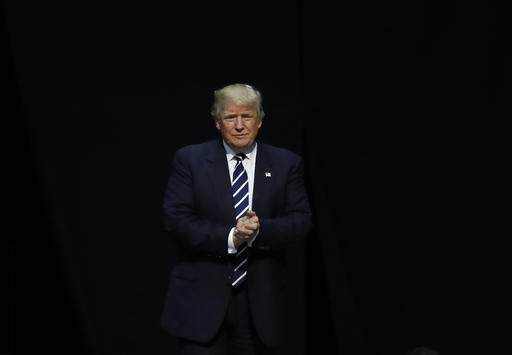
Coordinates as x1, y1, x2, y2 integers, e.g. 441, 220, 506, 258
215, 104, 262, 153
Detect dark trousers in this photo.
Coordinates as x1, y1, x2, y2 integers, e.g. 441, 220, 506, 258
178, 284, 275, 355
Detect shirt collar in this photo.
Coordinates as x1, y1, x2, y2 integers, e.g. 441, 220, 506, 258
222, 140, 257, 161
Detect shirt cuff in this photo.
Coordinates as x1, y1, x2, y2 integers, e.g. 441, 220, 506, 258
228, 228, 260, 253
228, 227, 237, 254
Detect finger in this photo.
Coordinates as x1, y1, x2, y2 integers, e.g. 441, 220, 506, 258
237, 228, 250, 237
246, 210, 257, 217
235, 234, 251, 242
244, 222, 259, 231
236, 233, 252, 242
236, 219, 249, 229
235, 225, 252, 236
234, 231, 249, 241
237, 226, 257, 238
237, 216, 249, 224
237, 221, 257, 232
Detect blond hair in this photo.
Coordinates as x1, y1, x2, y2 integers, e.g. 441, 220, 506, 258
211, 83, 265, 120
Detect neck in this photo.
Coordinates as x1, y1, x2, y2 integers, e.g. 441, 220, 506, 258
222, 140, 257, 155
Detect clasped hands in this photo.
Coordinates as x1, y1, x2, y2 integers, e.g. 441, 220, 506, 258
233, 210, 259, 248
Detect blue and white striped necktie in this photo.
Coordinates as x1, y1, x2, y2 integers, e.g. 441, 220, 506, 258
231, 153, 249, 288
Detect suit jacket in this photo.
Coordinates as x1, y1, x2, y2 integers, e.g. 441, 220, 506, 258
160, 139, 312, 347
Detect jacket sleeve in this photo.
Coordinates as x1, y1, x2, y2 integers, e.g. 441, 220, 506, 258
162, 148, 231, 256
253, 156, 313, 250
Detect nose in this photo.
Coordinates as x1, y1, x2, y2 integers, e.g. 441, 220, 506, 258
234, 117, 244, 130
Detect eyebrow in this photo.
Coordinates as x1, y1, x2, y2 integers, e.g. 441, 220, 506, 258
223, 112, 254, 117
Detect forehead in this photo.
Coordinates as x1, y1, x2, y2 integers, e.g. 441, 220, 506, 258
221, 103, 257, 114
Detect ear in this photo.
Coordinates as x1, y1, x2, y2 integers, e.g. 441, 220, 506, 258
215, 120, 221, 131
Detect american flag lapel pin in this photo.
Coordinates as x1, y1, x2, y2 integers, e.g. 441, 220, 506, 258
265, 172, 271, 178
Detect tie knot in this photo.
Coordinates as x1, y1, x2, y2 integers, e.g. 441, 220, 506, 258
235, 153, 247, 161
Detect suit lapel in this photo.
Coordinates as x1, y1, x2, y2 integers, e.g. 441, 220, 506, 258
253, 142, 273, 215
205, 140, 235, 222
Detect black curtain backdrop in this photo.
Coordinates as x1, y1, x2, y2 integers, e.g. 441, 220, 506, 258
5, 1, 506, 355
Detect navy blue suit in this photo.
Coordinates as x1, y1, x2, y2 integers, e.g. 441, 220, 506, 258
161, 139, 312, 347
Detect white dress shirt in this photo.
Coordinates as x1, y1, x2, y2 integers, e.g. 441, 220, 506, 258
223, 140, 258, 253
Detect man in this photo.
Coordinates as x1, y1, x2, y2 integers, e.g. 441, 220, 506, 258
161, 83, 312, 354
